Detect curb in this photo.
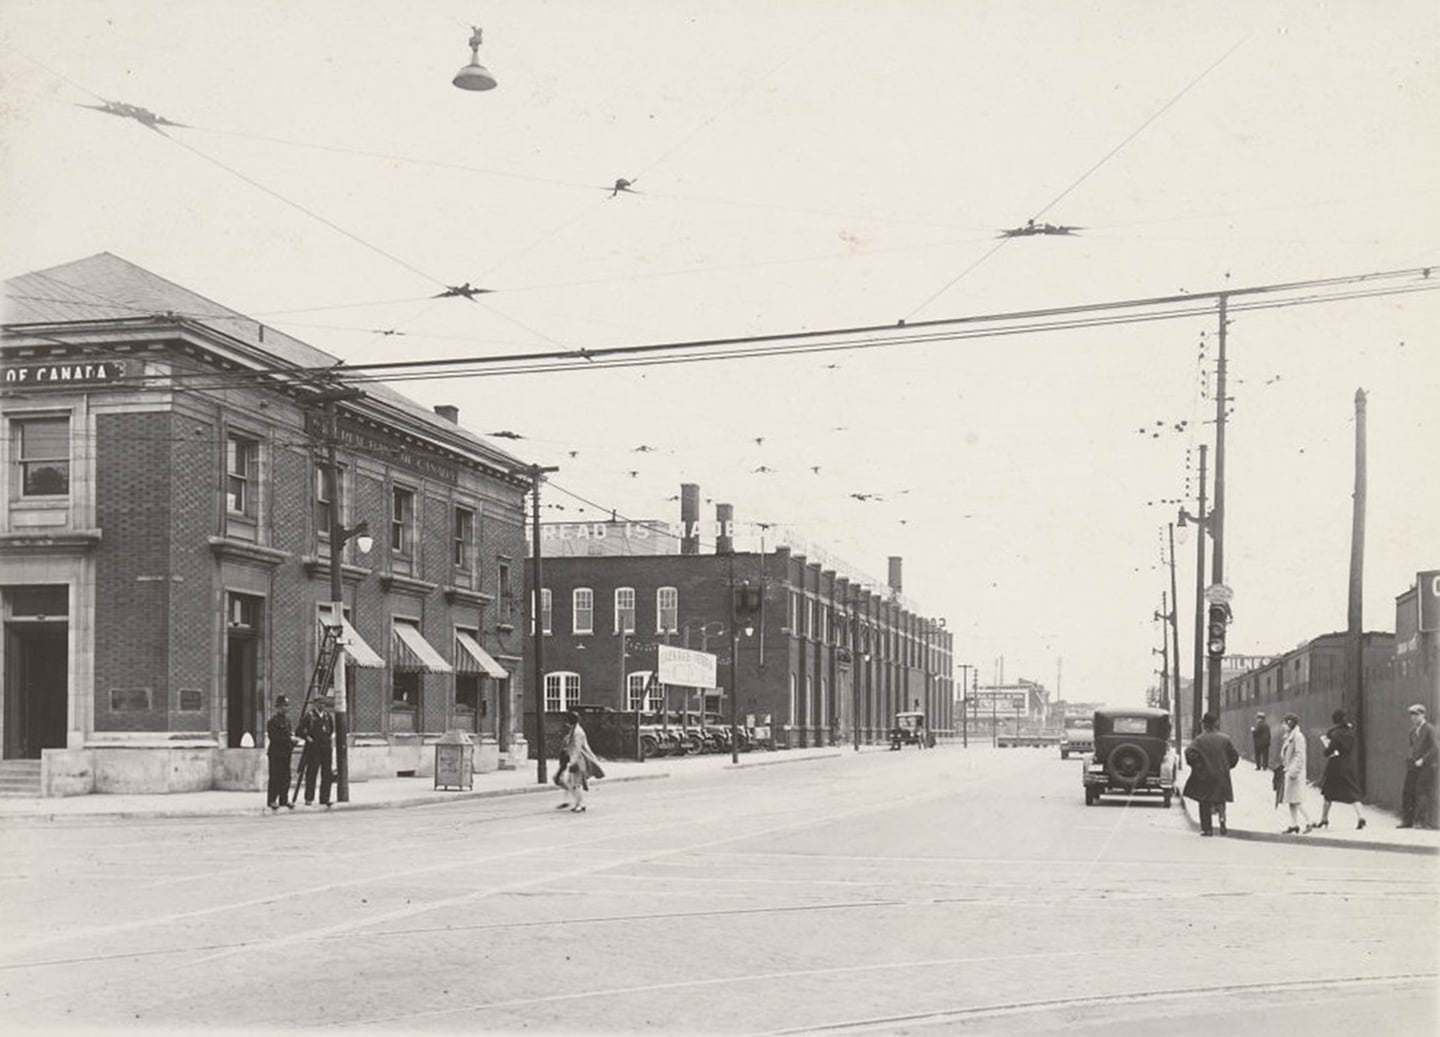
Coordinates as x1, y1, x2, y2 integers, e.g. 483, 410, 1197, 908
725, 751, 845, 770
1179, 799, 1438, 856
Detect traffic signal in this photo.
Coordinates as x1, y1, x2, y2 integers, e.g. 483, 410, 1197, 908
1206, 602, 1228, 658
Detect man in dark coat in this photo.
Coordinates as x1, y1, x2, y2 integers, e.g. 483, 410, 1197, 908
1250, 712, 1272, 770
265, 695, 296, 811
1399, 704, 1437, 829
296, 695, 336, 807
1184, 712, 1240, 836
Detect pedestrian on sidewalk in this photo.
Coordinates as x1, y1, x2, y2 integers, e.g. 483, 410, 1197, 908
1317, 708, 1364, 831
1279, 712, 1314, 834
1251, 712, 1272, 770
1184, 712, 1239, 836
559, 711, 605, 814
296, 695, 335, 807
265, 695, 297, 812
1399, 703, 1437, 829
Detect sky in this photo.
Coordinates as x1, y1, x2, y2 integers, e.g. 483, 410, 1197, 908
2, 0, 1437, 706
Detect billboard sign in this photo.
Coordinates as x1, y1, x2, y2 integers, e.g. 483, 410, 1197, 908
1420, 570, 1440, 633
657, 645, 717, 688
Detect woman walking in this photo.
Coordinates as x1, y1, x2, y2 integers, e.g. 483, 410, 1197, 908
1280, 712, 1314, 834
1317, 708, 1366, 830
559, 711, 604, 813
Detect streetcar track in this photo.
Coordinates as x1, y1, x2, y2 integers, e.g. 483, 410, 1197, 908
755, 972, 1439, 1035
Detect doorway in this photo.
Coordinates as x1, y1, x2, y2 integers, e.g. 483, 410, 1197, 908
225, 593, 262, 748
4, 622, 69, 759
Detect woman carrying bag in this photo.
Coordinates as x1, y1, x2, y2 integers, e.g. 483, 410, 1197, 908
1279, 713, 1315, 834
1317, 708, 1366, 831
558, 711, 605, 813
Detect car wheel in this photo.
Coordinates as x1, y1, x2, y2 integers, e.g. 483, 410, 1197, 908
1105, 743, 1151, 789
1061, 749, 1068, 760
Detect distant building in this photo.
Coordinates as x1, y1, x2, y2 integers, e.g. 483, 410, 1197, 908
2, 254, 528, 795
526, 488, 954, 747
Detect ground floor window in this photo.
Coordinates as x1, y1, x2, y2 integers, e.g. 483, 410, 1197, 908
545, 671, 580, 712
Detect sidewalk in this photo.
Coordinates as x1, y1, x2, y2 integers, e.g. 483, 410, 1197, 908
0, 746, 846, 822
1178, 759, 1439, 855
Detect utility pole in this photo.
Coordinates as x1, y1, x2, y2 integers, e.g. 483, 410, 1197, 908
1167, 522, 1183, 753
1348, 388, 1368, 791
957, 663, 973, 748
1206, 294, 1229, 718
1192, 444, 1208, 740
522, 463, 559, 785
1154, 591, 1171, 710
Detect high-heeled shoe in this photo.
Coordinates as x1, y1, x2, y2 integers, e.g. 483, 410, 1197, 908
1284, 826, 1300, 834
1356, 818, 1367, 830
570, 804, 586, 813
1314, 819, 1329, 829
1303, 822, 1319, 832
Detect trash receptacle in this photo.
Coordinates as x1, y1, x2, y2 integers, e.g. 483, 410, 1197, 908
434, 729, 475, 790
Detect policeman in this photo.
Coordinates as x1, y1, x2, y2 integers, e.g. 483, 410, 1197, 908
265, 696, 296, 811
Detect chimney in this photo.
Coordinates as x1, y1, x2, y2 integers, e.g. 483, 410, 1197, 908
716, 503, 734, 554
680, 483, 700, 555
888, 556, 903, 595
433, 404, 459, 424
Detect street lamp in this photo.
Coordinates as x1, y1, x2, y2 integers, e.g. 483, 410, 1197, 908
327, 514, 372, 805
452, 26, 497, 91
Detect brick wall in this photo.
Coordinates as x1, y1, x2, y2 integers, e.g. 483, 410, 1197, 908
95, 412, 173, 732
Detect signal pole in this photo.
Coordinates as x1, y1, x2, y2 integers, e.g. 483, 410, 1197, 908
520, 463, 559, 785
1206, 294, 1230, 717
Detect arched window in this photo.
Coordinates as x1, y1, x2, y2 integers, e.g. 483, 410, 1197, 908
545, 671, 581, 712
626, 670, 654, 712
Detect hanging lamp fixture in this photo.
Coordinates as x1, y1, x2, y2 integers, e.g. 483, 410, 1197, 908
452, 26, 497, 91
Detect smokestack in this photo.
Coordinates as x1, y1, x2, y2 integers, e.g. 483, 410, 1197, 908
433, 405, 459, 424
888, 556, 903, 595
680, 483, 700, 555
716, 503, 734, 554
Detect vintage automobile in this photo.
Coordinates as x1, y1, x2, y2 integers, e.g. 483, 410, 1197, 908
1059, 714, 1094, 759
1082, 707, 1177, 807
889, 711, 932, 750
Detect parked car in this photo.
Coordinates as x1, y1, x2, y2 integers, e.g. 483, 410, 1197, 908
1059, 714, 1094, 759
889, 711, 932, 749
1082, 707, 1176, 806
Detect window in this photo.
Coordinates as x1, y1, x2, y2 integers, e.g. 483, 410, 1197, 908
226, 433, 258, 515
805, 598, 814, 639
545, 671, 581, 712
16, 416, 69, 496
573, 588, 593, 634
315, 463, 345, 535
391, 487, 414, 555
540, 588, 552, 635
615, 587, 636, 634
821, 606, 830, 644
497, 560, 512, 620
626, 671, 654, 711
453, 507, 475, 570
656, 587, 677, 634
788, 591, 799, 632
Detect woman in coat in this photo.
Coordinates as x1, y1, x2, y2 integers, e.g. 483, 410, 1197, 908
1317, 708, 1366, 830
559, 711, 604, 813
1280, 712, 1314, 834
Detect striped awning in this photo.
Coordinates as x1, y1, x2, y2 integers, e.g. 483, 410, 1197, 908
392, 621, 453, 674
318, 605, 385, 669
455, 631, 508, 679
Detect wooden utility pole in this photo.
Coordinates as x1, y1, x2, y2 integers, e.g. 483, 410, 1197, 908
1348, 388, 1368, 791
1206, 295, 1229, 718
522, 463, 559, 785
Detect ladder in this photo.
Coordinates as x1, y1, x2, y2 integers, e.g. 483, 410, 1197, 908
291, 622, 342, 804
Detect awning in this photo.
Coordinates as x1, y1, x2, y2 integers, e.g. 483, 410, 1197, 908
318, 606, 385, 669
454, 630, 509, 679
393, 621, 453, 674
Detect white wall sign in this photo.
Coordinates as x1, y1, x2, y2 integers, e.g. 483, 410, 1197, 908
657, 645, 717, 688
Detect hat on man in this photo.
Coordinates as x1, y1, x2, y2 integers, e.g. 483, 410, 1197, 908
1256, 712, 1266, 719
1408, 704, 1427, 715
274, 695, 289, 708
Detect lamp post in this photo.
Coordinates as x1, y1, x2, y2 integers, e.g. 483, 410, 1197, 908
726, 552, 759, 765
519, 463, 558, 785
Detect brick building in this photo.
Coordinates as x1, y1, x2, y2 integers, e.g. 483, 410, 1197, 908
526, 488, 954, 748
2, 254, 529, 795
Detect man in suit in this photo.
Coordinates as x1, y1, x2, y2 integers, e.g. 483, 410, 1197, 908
265, 695, 296, 811
297, 695, 336, 808
1399, 703, 1437, 829
1251, 712, 1272, 770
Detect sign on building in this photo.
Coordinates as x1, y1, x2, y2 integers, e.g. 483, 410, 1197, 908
1420, 570, 1440, 633
657, 645, 717, 689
